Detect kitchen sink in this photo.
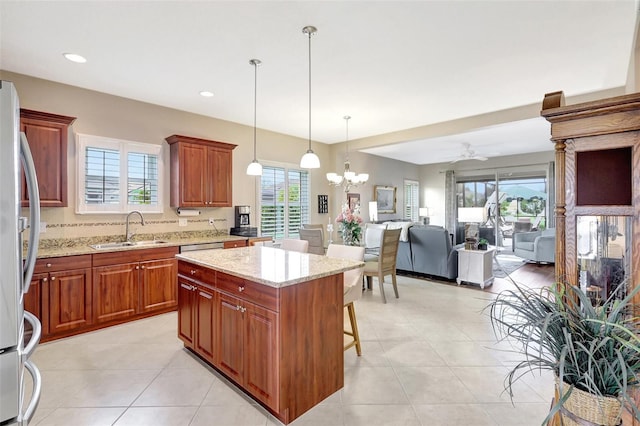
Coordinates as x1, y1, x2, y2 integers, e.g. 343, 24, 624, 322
90, 240, 168, 249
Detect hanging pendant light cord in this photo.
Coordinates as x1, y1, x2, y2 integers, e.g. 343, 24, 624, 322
253, 60, 258, 161
344, 115, 350, 161
307, 30, 312, 151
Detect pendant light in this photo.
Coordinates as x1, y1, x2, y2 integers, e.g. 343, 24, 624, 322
246, 59, 263, 176
299, 25, 321, 169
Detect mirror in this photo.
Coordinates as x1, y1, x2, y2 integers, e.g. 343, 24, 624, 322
576, 215, 631, 304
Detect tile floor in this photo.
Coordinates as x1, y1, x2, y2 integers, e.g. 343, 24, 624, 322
27, 270, 555, 426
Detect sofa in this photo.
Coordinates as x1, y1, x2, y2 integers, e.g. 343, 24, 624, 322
513, 228, 555, 263
395, 225, 459, 280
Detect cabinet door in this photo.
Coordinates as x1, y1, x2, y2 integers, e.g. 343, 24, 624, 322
48, 268, 92, 333
177, 276, 196, 348
217, 292, 243, 384
24, 273, 44, 320
20, 115, 71, 207
179, 143, 208, 207
244, 302, 278, 409
207, 147, 233, 207
139, 258, 177, 313
92, 263, 137, 324
195, 286, 216, 363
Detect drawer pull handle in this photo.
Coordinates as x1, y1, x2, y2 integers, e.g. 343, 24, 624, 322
46, 263, 52, 268
238, 286, 245, 292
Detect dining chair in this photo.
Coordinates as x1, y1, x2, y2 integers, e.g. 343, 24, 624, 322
280, 238, 309, 253
363, 222, 387, 262
363, 228, 401, 303
299, 228, 325, 255
326, 244, 366, 356
302, 224, 325, 246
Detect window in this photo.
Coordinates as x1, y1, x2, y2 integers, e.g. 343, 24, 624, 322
77, 134, 163, 214
260, 164, 310, 240
403, 179, 419, 222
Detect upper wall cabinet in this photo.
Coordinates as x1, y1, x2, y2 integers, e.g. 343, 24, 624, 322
20, 109, 76, 207
165, 135, 237, 208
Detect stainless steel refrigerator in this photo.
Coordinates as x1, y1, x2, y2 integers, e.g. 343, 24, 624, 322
0, 80, 42, 425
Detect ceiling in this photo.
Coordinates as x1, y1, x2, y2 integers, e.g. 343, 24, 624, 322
1, 1, 638, 165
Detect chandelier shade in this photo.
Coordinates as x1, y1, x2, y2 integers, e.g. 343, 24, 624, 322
299, 25, 320, 169
246, 58, 263, 176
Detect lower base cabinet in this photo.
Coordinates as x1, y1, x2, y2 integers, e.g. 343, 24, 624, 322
177, 260, 343, 424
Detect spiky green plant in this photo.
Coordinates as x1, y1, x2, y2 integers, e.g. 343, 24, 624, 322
486, 282, 640, 424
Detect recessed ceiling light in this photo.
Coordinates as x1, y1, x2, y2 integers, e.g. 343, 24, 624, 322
63, 53, 87, 63
199, 91, 214, 97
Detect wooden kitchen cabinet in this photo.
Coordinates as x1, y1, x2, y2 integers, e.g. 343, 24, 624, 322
33, 255, 92, 338
93, 246, 178, 325
166, 134, 237, 208
24, 273, 44, 320
177, 262, 217, 364
176, 257, 344, 424
20, 109, 76, 207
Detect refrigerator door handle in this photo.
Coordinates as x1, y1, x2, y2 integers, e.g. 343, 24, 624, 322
22, 311, 41, 360
20, 132, 40, 292
19, 360, 42, 425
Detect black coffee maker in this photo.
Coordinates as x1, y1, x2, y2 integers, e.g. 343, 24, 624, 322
231, 206, 257, 237
235, 206, 250, 227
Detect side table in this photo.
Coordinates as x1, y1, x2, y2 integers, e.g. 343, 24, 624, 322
456, 247, 495, 289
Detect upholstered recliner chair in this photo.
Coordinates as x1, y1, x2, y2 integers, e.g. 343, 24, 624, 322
513, 228, 556, 263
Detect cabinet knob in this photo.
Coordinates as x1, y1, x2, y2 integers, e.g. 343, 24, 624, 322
190, 270, 197, 275
238, 286, 245, 292
141, 266, 145, 269
240, 307, 246, 313
46, 263, 52, 268
135, 266, 139, 270
42, 277, 48, 283
236, 305, 241, 311
51, 277, 56, 281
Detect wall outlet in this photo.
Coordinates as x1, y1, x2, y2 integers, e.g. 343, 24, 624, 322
40, 222, 47, 233
209, 218, 215, 225
179, 218, 188, 227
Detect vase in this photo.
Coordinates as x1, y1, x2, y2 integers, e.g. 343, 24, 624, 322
555, 379, 622, 426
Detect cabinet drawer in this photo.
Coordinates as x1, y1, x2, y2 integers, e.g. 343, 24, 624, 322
178, 261, 215, 287
224, 240, 247, 249
92, 246, 178, 267
216, 272, 278, 311
35, 255, 91, 273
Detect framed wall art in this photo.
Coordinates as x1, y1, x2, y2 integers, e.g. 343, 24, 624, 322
318, 194, 328, 214
374, 185, 396, 213
347, 193, 360, 212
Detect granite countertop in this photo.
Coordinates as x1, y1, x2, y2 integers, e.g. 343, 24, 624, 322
176, 246, 364, 288
34, 232, 252, 259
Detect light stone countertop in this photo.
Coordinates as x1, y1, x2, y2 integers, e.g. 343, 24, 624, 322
177, 246, 364, 288
33, 233, 250, 259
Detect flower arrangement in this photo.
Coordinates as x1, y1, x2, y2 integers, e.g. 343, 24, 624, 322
335, 207, 363, 246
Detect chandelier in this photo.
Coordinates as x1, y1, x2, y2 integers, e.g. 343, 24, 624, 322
326, 115, 369, 192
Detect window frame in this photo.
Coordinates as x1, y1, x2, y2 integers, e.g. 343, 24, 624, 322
76, 133, 163, 214
258, 162, 311, 241
403, 179, 419, 222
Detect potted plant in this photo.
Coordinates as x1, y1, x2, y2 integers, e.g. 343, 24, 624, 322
486, 282, 640, 425
477, 238, 489, 250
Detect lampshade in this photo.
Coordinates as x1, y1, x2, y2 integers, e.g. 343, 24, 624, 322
419, 207, 429, 217
300, 26, 320, 169
369, 201, 378, 222
458, 207, 486, 223
246, 58, 263, 176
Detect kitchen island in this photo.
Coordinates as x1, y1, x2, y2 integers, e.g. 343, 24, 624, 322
175, 246, 363, 424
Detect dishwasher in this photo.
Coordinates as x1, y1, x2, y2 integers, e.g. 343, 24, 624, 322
179, 242, 224, 253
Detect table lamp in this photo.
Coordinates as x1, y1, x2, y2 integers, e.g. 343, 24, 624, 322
458, 207, 486, 243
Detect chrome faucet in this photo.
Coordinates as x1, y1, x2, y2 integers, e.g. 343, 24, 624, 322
125, 210, 146, 242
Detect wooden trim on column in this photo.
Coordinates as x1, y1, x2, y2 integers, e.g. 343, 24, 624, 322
553, 139, 566, 287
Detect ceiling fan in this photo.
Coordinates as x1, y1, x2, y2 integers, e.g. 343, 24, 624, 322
450, 143, 488, 163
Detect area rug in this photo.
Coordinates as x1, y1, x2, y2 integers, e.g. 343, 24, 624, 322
493, 253, 526, 278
